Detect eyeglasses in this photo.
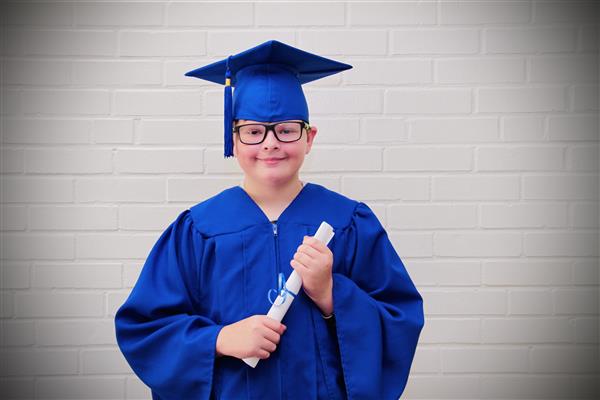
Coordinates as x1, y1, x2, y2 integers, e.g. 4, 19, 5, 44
233, 121, 310, 145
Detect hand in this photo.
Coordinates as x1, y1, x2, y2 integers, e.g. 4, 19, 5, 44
215, 315, 286, 360
290, 236, 334, 315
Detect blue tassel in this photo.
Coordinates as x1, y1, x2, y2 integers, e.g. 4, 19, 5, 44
224, 56, 234, 158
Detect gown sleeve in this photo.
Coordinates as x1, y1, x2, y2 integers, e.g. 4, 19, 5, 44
114, 210, 223, 400
333, 202, 424, 399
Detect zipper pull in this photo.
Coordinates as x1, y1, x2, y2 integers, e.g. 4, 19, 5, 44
272, 222, 278, 236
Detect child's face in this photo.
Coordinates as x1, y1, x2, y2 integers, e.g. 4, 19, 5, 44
233, 119, 317, 186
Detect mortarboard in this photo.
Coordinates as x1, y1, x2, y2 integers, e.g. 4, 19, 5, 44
184, 40, 352, 157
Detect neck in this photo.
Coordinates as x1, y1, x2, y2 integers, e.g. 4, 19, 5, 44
242, 176, 304, 207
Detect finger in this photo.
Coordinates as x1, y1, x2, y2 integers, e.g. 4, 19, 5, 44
297, 244, 321, 258
258, 350, 270, 359
261, 338, 277, 353
262, 316, 286, 332
262, 327, 281, 345
294, 251, 314, 267
290, 259, 309, 272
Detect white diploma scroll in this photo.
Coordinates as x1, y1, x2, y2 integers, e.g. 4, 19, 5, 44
242, 221, 335, 368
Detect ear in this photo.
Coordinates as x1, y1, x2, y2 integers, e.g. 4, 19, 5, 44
305, 125, 317, 154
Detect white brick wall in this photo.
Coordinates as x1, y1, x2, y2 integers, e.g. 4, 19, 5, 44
1, 1, 598, 400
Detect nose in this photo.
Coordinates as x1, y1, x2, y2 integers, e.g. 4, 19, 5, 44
262, 128, 280, 149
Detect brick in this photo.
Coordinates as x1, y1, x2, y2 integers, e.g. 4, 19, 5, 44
73, 61, 162, 85
126, 377, 151, 399
579, 25, 598, 53
483, 261, 571, 286
554, 288, 599, 314
392, 29, 479, 54
384, 146, 471, 171
82, 349, 131, 374
32, 263, 121, 289
411, 348, 440, 373
482, 317, 572, 343
16, 292, 104, 318
1, 293, 14, 318
140, 119, 222, 145
167, 2, 252, 26
387, 89, 471, 114
166, 59, 219, 86
2, 59, 70, 85
361, 118, 408, 143
406, 261, 481, 286
168, 177, 242, 202
388, 232, 432, 258
75, 177, 166, 203
3, 2, 72, 26
571, 85, 598, 111
1, 234, 74, 260
107, 292, 130, 317
481, 376, 571, 398
77, 233, 158, 259
477, 146, 564, 171
0, 262, 29, 289
436, 232, 521, 257
257, 2, 344, 26
1, 205, 27, 231
478, 87, 566, 112
306, 89, 383, 114
204, 148, 244, 174
573, 259, 600, 285
436, 57, 525, 83
119, 31, 206, 56
29, 206, 117, 231
2, 148, 24, 173
523, 175, 598, 200
418, 318, 480, 344
36, 377, 125, 399
123, 263, 143, 288
22, 90, 111, 115
433, 175, 519, 200
509, 289, 553, 315
534, 1, 599, 24
485, 27, 577, 53
299, 30, 387, 55
349, 2, 436, 25
342, 176, 428, 201
345, 59, 431, 85
2, 118, 91, 144
2, 177, 73, 204
115, 149, 204, 173
481, 203, 568, 228
207, 31, 296, 56
548, 114, 598, 141
25, 148, 112, 174
92, 119, 134, 144
119, 206, 185, 230
403, 376, 480, 399
5, 29, 117, 56
440, 1, 531, 24
530, 55, 598, 83
525, 232, 598, 257
75, 2, 163, 26
411, 118, 499, 143
303, 147, 382, 172
531, 345, 598, 373
114, 90, 203, 116
422, 289, 507, 315
442, 347, 529, 373
388, 204, 477, 230
37, 320, 116, 346
310, 118, 360, 144
568, 145, 599, 172
573, 376, 600, 399
502, 116, 545, 141
1, 350, 78, 376
574, 318, 599, 343
1, 321, 35, 346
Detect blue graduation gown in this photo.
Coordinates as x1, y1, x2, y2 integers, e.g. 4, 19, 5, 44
114, 182, 424, 400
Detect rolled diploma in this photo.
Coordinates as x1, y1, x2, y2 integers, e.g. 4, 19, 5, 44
242, 221, 335, 368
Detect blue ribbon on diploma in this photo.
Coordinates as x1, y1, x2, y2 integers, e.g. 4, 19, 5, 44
268, 272, 297, 306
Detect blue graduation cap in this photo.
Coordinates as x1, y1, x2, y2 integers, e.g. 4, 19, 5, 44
185, 40, 352, 157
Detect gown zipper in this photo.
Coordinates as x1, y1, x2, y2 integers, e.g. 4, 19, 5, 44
272, 220, 285, 399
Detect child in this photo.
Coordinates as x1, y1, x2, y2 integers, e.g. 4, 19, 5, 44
115, 40, 424, 400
